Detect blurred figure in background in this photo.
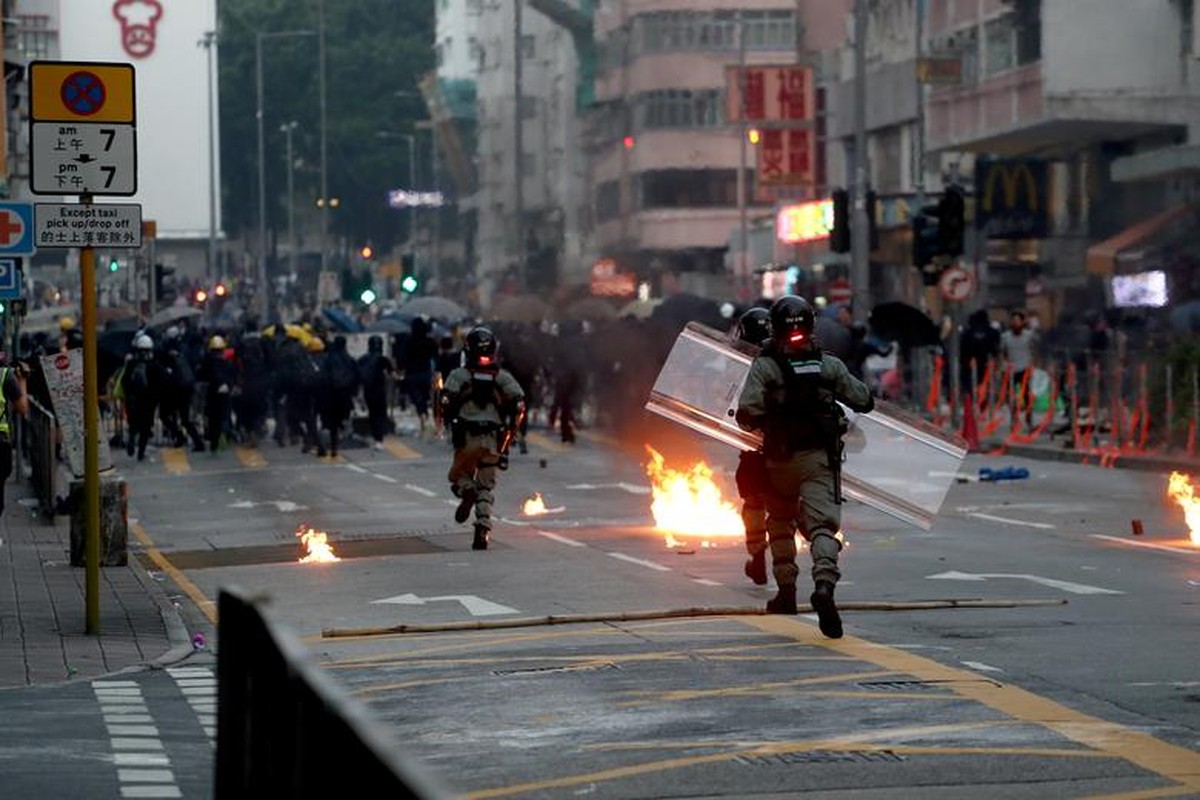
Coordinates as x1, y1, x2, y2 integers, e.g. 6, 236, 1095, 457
402, 316, 437, 436
157, 326, 205, 452
198, 335, 237, 453
121, 333, 161, 462
358, 335, 395, 450
319, 335, 359, 458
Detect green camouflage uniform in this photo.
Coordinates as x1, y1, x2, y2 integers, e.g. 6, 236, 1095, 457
736, 351, 872, 590
443, 366, 524, 531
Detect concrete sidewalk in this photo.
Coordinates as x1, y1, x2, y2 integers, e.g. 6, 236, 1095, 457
0, 481, 189, 688
981, 436, 1200, 473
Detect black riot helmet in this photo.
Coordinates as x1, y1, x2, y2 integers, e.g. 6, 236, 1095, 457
736, 307, 772, 347
770, 295, 816, 351
464, 326, 500, 369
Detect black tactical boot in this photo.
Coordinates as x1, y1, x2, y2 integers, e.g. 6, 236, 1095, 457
810, 580, 843, 639
472, 524, 490, 550
765, 585, 797, 614
743, 552, 767, 585
454, 487, 478, 524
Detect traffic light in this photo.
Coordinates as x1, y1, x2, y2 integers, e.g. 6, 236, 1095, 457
830, 188, 850, 253
912, 203, 942, 275
866, 189, 879, 251
401, 274, 419, 294
154, 264, 177, 304
193, 288, 209, 306
359, 244, 375, 260
108, 257, 120, 273
938, 185, 966, 257
213, 282, 228, 298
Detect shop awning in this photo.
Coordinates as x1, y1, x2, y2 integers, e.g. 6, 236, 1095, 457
1085, 204, 1193, 275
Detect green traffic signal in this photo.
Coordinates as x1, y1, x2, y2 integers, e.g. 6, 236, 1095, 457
108, 258, 120, 273
401, 275, 418, 293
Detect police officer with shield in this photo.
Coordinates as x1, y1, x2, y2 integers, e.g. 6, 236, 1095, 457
732, 307, 772, 586
441, 327, 525, 550
735, 296, 873, 637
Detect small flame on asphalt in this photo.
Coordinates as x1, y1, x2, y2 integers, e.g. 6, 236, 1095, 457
1166, 471, 1200, 546
521, 492, 564, 516
644, 445, 744, 549
296, 524, 341, 563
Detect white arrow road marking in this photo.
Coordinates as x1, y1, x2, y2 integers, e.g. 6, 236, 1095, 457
371, 593, 519, 616
926, 570, 1123, 595
228, 500, 308, 512
963, 512, 1055, 530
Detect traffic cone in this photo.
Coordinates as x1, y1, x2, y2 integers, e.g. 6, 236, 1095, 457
961, 392, 980, 452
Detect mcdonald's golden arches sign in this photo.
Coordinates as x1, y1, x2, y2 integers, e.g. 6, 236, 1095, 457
974, 158, 1048, 240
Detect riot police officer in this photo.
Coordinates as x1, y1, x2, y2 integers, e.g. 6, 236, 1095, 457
441, 326, 525, 550
735, 296, 873, 637
732, 307, 772, 586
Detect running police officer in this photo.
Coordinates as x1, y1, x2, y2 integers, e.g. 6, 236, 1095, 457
735, 296, 873, 637
732, 307, 772, 586
441, 326, 525, 550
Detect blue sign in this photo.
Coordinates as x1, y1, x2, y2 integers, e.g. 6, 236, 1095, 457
0, 259, 21, 300
0, 202, 35, 256
975, 158, 1048, 240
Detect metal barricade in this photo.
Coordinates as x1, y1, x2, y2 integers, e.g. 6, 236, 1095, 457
216, 587, 454, 799
25, 396, 57, 519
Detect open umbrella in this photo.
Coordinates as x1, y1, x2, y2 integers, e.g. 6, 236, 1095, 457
651, 292, 726, 330
396, 296, 468, 322
869, 301, 941, 347
146, 305, 202, 329
488, 294, 551, 323
322, 306, 364, 332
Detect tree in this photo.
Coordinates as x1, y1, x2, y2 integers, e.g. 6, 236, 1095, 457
218, 0, 434, 265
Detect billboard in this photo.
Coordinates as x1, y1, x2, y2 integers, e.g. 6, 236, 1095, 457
58, 0, 220, 240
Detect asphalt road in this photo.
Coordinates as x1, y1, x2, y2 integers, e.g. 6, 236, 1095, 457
7, 419, 1200, 799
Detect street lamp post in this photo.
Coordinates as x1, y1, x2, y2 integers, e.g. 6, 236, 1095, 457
281, 121, 299, 286
256, 29, 315, 323
318, 0, 329, 278
199, 31, 218, 281
377, 130, 417, 261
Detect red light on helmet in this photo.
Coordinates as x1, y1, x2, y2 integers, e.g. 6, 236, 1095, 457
788, 332, 807, 343
478, 355, 493, 365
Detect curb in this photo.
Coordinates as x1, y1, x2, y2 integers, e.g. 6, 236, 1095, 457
125, 518, 197, 669
982, 441, 1200, 474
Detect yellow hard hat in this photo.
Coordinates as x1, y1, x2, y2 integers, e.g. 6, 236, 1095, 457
208, 335, 227, 350
59, 317, 76, 332
305, 337, 325, 353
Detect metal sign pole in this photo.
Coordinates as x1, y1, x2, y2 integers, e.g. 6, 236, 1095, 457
80, 193, 101, 635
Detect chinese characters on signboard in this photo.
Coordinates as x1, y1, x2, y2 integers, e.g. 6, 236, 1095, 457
726, 66, 814, 123
726, 65, 816, 203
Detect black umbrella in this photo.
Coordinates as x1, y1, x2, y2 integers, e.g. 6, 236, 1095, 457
322, 306, 364, 332
869, 302, 941, 347
651, 292, 728, 331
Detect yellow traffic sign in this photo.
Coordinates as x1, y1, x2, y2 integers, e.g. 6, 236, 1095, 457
30, 61, 135, 124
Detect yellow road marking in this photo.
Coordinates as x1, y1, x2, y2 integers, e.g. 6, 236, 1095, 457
616, 668, 899, 706
234, 445, 267, 468
350, 675, 475, 696
1080, 787, 1199, 800
746, 616, 1200, 795
524, 431, 570, 454
131, 522, 215, 624
160, 448, 190, 475
383, 436, 421, 459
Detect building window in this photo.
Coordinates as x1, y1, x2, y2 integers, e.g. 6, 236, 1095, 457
469, 39, 485, 71
596, 181, 620, 222
984, 16, 1015, 75
741, 10, 795, 52
638, 169, 738, 209
638, 89, 724, 130
1013, 0, 1042, 65
15, 15, 56, 60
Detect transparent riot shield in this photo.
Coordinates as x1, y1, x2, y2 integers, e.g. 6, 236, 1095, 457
645, 322, 967, 530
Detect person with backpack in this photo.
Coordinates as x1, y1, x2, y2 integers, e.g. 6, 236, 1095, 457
440, 326, 525, 550
735, 296, 873, 636
318, 335, 359, 458
157, 326, 205, 452
357, 335, 395, 450
122, 333, 161, 461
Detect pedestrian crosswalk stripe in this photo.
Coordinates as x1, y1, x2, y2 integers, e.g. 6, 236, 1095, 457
160, 448, 190, 475
384, 436, 421, 459
234, 445, 267, 468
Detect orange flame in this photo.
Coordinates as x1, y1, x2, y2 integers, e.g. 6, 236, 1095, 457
1166, 472, 1200, 546
523, 493, 548, 515
644, 446, 743, 545
296, 524, 341, 563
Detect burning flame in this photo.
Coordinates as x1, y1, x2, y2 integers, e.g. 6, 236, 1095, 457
523, 493, 548, 515
644, 446, 743, 544
296, 524, 341, 563
1166, 472, 1200, 546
